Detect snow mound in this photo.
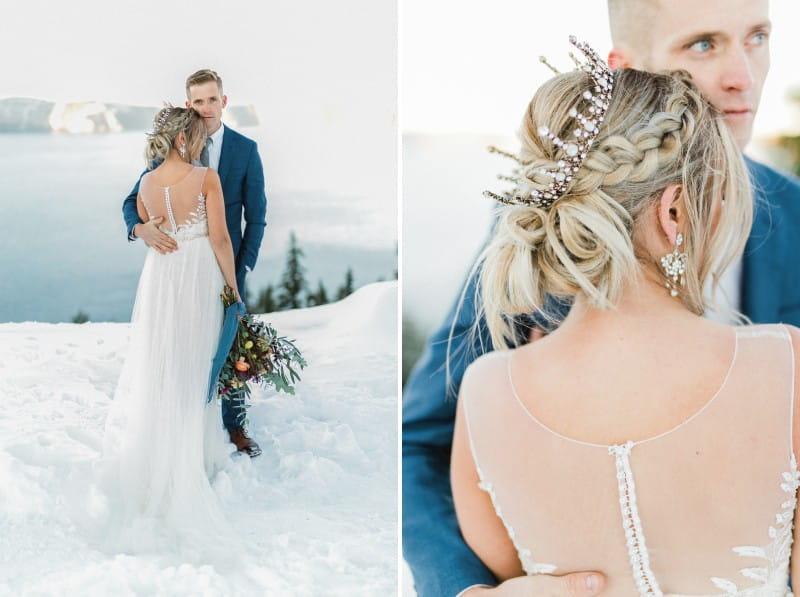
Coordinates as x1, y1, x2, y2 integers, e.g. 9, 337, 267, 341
0, 282, 397, 596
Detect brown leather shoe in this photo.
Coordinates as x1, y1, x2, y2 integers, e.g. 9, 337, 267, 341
229, 427, 262, 457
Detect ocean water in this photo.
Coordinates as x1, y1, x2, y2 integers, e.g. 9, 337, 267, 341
0, 130, 396, 322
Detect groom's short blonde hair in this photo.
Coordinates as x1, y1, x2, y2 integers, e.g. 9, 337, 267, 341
185, 69, 224, 97
607, 0, 660, 57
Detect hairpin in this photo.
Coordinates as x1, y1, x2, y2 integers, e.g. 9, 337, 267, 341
484, 36, 614, 209
146, 101, 175, 139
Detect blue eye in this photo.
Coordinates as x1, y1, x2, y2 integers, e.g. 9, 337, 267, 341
689, 39, 713, 52
752, 32, 768, 45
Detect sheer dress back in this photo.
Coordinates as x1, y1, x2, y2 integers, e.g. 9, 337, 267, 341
139, 165, 209, 241
462, 324, 798, 596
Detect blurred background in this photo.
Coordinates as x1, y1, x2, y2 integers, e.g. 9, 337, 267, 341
0, 0, 397, 323
402, 0, 800, 386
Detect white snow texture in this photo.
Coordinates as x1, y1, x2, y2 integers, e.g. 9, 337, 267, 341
0, 281, 398, 596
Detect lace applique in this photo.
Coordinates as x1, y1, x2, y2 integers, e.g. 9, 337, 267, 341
475, 465, 558, 575
160, 192, 208, 241
704, 454, 799, 595
609, 442, 663, 596
177, 193, 207, 231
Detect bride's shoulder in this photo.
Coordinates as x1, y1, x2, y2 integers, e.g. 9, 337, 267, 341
736, 322, 798, 343
461, 349, 513, 392
782, 324, 800, 355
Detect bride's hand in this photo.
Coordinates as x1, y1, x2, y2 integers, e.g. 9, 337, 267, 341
134, 217, 178, 255
463, 571, 605, 597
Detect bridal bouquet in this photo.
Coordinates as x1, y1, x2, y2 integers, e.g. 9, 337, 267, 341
216, 286, 307, 402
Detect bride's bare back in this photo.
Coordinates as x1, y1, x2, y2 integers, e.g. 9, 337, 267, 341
453, 319, 800, 595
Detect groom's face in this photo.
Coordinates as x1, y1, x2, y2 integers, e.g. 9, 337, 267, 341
186, 81, 227, 136
610, 0, 770, 149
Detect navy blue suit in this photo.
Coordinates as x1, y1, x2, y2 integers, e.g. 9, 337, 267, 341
122, 124, 267, 431
402, 158, 800, 596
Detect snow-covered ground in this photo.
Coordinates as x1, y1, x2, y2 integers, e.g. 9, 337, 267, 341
0, 281, 398, 596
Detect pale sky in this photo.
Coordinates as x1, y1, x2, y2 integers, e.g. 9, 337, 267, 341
402, 0, 800, 139
0, 0, 398, 245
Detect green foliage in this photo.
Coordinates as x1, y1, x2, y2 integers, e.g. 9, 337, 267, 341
402, 315, 428, 388
72, 310, 90, 324
306, 279, 329, 307
255, 284, 279, 314
217, 286, 307, 422
277, 231, 308, 310
336, 267, 355, 300
775, 134, 800, 178
775, 88, 800, 177
243, 281, 253, 309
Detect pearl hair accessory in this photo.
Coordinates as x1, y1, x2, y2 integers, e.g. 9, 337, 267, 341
484, 36, 615, 209
146, 102, 175, 140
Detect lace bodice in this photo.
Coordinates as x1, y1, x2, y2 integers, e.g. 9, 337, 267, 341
139, 166, 209, 242
462, 325, 798, 596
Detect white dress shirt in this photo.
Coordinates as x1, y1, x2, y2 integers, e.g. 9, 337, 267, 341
704, 255, 742, 324
206, 124, 225, 171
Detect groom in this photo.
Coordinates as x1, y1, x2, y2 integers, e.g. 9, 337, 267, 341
122, 68, 267, 458
403, 0, 800, 595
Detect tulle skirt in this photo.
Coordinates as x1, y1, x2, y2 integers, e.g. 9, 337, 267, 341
100, 234, 237, 562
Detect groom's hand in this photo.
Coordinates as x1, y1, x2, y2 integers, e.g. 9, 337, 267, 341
463, 571, 605, 597
134, 217, 178, 254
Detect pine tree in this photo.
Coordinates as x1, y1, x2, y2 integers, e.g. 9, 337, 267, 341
306, 279, 329, 307
243, 281, 252, 309
277, 232, 308, 310
255, 284, 278, 313
71, 310, 90, 324
336, 267, 355, 300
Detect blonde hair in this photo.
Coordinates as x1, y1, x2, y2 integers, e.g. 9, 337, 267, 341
185, 69, 223, 97
477, 68, 752, 350
144, 107, 206, 165
607, 0, 660, 56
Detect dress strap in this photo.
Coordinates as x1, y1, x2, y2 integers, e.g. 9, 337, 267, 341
195, 166, 209, 198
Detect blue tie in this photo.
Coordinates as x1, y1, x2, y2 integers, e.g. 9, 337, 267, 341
200, 138, 211, 167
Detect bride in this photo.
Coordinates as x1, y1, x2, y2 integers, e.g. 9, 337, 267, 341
101, 106, 242, 558
451, 41, 800, 595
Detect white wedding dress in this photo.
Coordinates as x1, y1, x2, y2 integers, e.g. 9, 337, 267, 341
101, 166, 236, 561
462, 324, 799, 596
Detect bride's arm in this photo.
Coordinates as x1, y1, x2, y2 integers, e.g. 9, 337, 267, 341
204, 170, 240, 301
451, 393, 524, 581
788, 326, 800, 588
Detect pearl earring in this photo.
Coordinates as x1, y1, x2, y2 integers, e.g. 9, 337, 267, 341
178, 144, 187, 158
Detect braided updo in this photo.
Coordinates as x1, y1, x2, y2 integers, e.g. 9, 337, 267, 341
144, 106, 206, 164
479, 68, 752, 349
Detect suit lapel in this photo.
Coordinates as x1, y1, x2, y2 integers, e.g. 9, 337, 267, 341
217, 125, 235, 186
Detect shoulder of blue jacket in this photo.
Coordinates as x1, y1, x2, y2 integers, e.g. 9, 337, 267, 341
745, 155, 800, 201
223, 125, 256, 148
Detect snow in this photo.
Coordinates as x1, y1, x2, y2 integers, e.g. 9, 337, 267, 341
0, 281, 398, 596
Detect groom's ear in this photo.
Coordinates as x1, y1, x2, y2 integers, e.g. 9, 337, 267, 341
608, 47, 632, 70
185, 100, 192, 109
222, 95, 228, 109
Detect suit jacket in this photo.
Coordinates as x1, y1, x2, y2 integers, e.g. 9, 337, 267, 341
122, 125, 267, 291
402, 157, 800, 597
